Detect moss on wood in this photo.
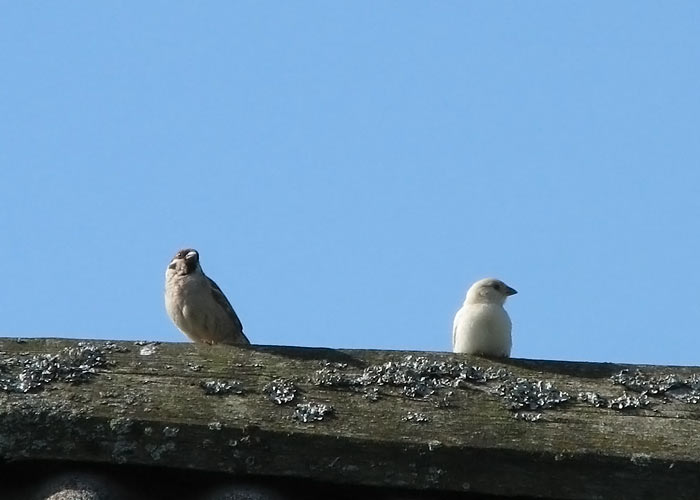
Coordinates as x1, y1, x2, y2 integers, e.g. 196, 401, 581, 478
1, 338, 699, 499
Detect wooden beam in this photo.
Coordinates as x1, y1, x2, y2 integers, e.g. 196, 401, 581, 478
1, 338, 699, 499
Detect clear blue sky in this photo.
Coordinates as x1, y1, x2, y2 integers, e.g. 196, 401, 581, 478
2, 3, 699, 365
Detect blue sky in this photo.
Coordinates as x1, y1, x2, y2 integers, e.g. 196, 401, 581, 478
1, 2, 699, 365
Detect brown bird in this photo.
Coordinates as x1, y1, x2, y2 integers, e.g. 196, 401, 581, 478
164, 248, 250, 345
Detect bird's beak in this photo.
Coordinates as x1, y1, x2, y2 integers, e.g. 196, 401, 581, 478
506, 286, 518, 296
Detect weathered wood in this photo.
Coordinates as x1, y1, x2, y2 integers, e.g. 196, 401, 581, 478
1, 338, 699, 500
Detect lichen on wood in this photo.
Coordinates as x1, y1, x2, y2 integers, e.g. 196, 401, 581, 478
1, 338, 700, 500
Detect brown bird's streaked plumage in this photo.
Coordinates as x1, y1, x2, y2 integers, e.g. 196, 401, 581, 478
164, 248, 249, 345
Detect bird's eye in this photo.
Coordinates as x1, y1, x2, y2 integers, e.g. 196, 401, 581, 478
493, 283, 501, 290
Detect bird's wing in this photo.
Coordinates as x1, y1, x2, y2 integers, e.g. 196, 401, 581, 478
452, 308, 462, 349
206, 276, 250, 344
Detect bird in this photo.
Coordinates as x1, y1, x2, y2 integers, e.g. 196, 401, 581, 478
164, 248, 250, 345
452, 278, 517, 357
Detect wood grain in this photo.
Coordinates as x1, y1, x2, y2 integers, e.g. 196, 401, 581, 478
1, 338, 699, 499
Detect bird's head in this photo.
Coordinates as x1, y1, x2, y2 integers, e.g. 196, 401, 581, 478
465, 278, 517, 305
167, 248, 201, 276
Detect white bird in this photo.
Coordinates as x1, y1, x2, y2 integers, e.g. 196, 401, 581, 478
164, 248, 250, 345
452, 278, 517, 357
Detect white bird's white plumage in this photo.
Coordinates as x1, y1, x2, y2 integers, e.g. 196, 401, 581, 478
452, 278, 517, 357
